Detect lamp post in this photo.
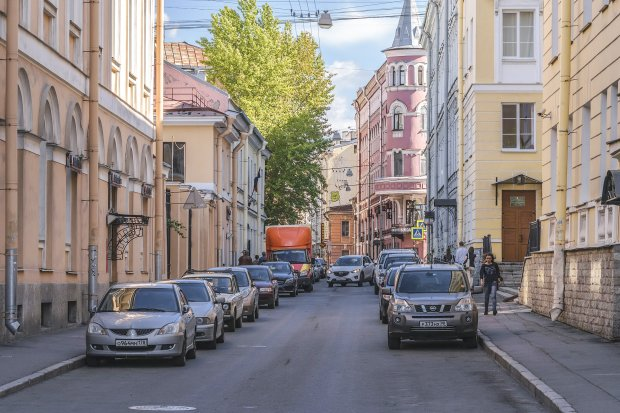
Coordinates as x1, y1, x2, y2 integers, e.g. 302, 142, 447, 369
424, 210, 435, 263
318, 11, 333, 29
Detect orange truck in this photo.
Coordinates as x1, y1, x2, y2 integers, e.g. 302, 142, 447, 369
265, 225, 314, 292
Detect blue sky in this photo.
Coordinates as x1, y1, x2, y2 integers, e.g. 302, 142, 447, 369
164, 1, 427, 131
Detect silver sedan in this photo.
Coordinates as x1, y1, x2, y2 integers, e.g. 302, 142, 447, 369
160, 279, 225, 349
86, 283, 197, 367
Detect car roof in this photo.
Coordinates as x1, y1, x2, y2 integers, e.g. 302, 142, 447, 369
159, 279, 208, 285
337, 255, 364, 258
400, 264, 461, 270
182, 271, 234, 279
240, 265, 270, 268
264, 261, 289, 265
109, 282, 176, 289
208, 266, 247, 271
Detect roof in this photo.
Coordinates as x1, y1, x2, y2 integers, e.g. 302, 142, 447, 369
327, 205, 353, 214
388, 0, 423, 49
164, 42, 207, 68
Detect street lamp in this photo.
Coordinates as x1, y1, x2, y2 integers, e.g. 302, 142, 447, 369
424, 211, 435, 263
318, 11, 333, 29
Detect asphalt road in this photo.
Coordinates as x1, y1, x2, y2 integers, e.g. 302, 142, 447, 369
0, 282, 546, 413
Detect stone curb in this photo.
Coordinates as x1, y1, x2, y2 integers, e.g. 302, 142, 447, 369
0, 355, 85, 399
478, 332, 575, 413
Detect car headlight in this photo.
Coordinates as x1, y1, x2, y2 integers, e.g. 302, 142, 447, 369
300, 270, 309, 277
352, 268, 361, 273
157, 322, 182, 335
392, 298, 412, 313
87, 322, 107, 335
222, 303, 230, 311
455, 296, 475, 312
260, 287, 273, 292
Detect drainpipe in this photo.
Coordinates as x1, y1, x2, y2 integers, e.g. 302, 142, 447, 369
154, 0, 164, 281
376, 72, 385, 254
551, 0, 572, 321
243, 133, 251, 253
361, 87, 372, 258
354, 100, 362, 255
457, 0, 464, 243
87, 0, 100, 313
233, 127, 251, 261
442, 0, 449, 247
4, 0, 20, 334
216, 117, 234, 266
255, 140, 267, 253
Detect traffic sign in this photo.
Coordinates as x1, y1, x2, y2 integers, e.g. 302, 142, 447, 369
411, 227, 424, 240
416, 220, 425, 229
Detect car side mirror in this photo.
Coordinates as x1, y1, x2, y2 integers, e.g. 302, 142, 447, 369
182, 304, 191, 314
215, 296, 225, 304
381, 288, 392, 295
251, 281, 256, 287
271, 279, 278, 285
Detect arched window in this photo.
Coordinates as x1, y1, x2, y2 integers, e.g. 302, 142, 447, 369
417, 66, 424, 85
399, 66, 406, 85
391, 66, 397, 86
392, 107, 404, 131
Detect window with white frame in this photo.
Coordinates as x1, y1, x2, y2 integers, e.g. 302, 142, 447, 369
43, 1, 57, 48
581, 104, 591, 204
578, 211, 587, 245
417, 66, 424, 85
595, 206, 615, 244
399, 66, 405, 86
548, 218, 556, 248
19, 0, 29, 28
420, 154, 427, 176
341, 221, 350, 237
583, 0, 592, 28
393, 107, 404, 131
551, 0, 558, 58
600, 92, 608, 183
393, 151, 403, 176
502, 11, 534, 58
550, 127, 557, 209
391, 66, 397, 86
420, 106, 427, 131
502, 103, 534, 150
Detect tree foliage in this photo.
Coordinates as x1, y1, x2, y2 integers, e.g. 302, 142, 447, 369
198, 0, 333, 224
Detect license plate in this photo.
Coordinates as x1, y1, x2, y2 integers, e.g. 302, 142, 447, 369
115, 339, 148, 347
419, 321, 447, 328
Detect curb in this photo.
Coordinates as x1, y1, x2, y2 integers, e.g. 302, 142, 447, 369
0, 355, 85, 399
478, 332, 575, 413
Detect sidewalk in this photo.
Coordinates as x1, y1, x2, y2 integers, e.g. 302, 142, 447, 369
0, 326, 85, 398
477, 287, 620, 413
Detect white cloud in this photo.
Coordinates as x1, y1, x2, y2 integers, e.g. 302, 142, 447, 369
318, 16, 396, 48
164, 13, 179, 39
326, 61, 374, 131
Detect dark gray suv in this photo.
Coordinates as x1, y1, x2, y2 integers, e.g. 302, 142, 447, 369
384, 264, 478, 349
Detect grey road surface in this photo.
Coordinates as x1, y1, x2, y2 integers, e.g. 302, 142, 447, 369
0, 283, 546, 413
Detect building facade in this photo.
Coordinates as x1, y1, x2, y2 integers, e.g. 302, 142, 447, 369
355, 0, 428, 260
521, 1, 620, 339
1, 1, 156, 341
325, 205, 355, 265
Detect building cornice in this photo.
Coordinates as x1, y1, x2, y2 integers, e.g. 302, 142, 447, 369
163, 115, 226, 126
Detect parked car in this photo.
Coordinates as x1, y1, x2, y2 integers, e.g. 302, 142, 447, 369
86, 283, 197, 367
242, 265, 280, 308
182, 271, 244, 332
327, 255, 374, 287
374, 253, 419, 294
265, 261, 298, 297
209, 266, 260, 322
312, 257, 327, 281
160, 279, 225, 349
384, 264, 478, 350
379, 266, 402, 324
373, 249, 419, 292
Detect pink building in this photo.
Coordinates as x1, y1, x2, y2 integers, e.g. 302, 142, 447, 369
354, 0, 427, 259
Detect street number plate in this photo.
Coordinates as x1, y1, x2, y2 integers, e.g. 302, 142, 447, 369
419, 321, 447, 328
115, 339, 148, 347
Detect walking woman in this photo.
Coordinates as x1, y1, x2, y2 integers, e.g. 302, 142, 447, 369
480, 253, 502, 315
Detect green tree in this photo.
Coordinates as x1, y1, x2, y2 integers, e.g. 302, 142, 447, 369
199, 0, 333, 224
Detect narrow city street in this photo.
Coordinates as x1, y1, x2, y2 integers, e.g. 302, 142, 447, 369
0, 282, 545, 413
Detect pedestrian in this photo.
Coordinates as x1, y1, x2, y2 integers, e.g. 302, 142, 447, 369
238, 250, 253, 265
258, 252, 267, 264
466, 246, 476, 291
480, 253, 502, 315
253, 255, 260, 264
455, 241, 468, 267
443, 247, 453, 263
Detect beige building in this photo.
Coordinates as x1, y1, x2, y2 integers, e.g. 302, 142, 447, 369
163, 44, 268, 274
1, 1, 156, 341
521, 1, 620, 339
460, 0, 544, 262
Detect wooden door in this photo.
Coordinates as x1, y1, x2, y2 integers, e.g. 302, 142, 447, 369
502, 190, 536, 262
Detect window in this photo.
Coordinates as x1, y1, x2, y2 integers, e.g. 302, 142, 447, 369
393, 108, 404, 131
581, 104, 591, 203
502, 103, 534, 150
502, 11, 534, 58
417, 66, 424, 85
43, 1, 57, 48
420, 106, 427, 131
69, 24, 81, 66
163, 142, 186, 182
583, 0, 592, 27
19, 0, 29, 28
551, 0, 558, 58
550, 127, 557, 209
393, 151, 403, 176
399, 66, 406, 86
391, 66, 397, 86
578, 211, 587, 245
341, 221, 350, 237
596, 206, 615, 244
600, 92, 608, 183
420, 154, 427, 176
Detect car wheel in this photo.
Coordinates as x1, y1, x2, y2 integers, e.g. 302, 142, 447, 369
369, 277, 374, 286
387, 334, 401, 350
247, 305, 256, 322
85, 355, 99, 367
235, 313, 243, 328
381, 313, 388, 324
228, 318, 236, 332
305, 283, 313, 292
374, 284, 379, 295
357, 279, 363, 287
268, 298, 275, 309
328, 282, 333, 288
462, 335, 478, 349
205, 323, 217, 350
217, 324, 225, 343
186, 334, 197, 360
340, 282, 346, 287
254, 305, 260, 320
275, 295, 280, 307
172, 338, 187, 366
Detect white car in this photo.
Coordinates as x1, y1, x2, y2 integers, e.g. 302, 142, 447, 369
327, 255, 374, 287
374, 250, 419, 294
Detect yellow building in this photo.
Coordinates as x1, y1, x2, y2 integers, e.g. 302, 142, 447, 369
1, 1, 156, 341
521, 1, 620, 340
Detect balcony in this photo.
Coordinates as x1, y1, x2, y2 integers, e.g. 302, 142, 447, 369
374, 176, 426, 195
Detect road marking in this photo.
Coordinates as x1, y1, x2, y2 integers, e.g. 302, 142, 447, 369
237, 345, 267, 348
129, 406, 196, 411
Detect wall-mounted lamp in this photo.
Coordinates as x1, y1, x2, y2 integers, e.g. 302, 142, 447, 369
318, 11, 332, 29
537, 109, 551, 119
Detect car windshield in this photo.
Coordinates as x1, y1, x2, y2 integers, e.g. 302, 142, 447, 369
384, 255, 416, 267
247, 267, 271, 281
387, 268, 399, 286
396, 270, 467, 294
266, 262, 290, 273
232, 271, 250, 287
98, 288, 179, 312
204, 277, 233, 294
386, 261, 409, 270
271, 250, 307, 264
176, 283, 210, 303
335, 256, 362, 266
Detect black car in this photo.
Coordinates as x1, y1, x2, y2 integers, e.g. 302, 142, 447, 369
242, 265, 280, 308
265, 261, 298, 296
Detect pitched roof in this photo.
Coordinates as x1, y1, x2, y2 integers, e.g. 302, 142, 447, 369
164, 42, 207, 68
390, 0, 423, 49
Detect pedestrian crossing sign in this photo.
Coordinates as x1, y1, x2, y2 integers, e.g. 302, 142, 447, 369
411, 227, 424, 240
416, 220, 426, 229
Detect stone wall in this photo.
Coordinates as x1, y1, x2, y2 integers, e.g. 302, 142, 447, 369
521, 246, 620, 340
